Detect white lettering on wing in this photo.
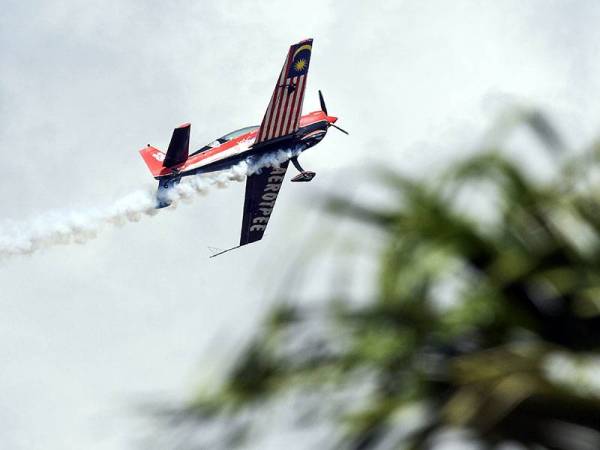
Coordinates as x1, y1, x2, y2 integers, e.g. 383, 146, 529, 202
261, 192, 278, 201
265, 184, 281, 192
249, 165, 288, 237
271, 167, 287, 175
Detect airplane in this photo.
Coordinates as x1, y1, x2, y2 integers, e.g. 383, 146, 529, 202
138, 38, 348, 256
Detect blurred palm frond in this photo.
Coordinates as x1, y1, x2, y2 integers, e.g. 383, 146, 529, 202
153, 109, 600, 450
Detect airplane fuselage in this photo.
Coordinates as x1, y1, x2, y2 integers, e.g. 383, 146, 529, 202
153, 110, 337, 181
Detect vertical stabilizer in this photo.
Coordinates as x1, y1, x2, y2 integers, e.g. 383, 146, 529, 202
163, 123, 191, 168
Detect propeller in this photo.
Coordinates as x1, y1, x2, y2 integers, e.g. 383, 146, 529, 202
319, 90, 328, 115
331, 123, 349, 135
319, 90, 349, 135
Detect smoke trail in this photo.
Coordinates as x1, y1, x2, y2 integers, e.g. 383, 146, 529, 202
0, 145, 302, 258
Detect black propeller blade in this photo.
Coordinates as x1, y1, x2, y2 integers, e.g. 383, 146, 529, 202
318, 90, 328, 115
331, 123, 349, 135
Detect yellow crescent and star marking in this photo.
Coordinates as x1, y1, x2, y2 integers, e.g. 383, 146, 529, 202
291, 44, 311, 73
292, 44, 312, 59
294, 59, 307, 72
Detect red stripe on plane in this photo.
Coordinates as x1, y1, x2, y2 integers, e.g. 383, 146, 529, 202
262, 77, 284, 140
275, 78, 295, 137
271, 82, 289, 139
290, 75, 304, 133
296, 76, 307, 128
266, 52, 294, 141
284, 78, 301, 136
285, 76, 302, 135
281, 76, 299, 135
266, 87, 283, 140
289, 75, 305, 133
259, 89, 276, 142
258, 54, 289, 143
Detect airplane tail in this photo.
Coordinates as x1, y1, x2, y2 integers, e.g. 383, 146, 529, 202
138, 146, 182, 208
138, 123, 191, 178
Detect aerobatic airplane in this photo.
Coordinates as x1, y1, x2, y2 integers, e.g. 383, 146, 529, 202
138, 38, 347, 256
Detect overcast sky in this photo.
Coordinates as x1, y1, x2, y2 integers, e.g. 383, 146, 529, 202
2, 1, 600, 449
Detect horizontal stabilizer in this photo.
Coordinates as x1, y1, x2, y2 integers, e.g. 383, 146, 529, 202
139, 145, 166, 177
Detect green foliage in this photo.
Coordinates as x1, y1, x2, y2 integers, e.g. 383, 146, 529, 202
161, 111, 600, 449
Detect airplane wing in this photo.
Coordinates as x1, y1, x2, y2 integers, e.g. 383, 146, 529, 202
254, 39, 313, 146
239, 162, 289, 246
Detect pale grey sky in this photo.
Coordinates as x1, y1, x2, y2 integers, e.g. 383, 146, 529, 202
2, 1, 600, 449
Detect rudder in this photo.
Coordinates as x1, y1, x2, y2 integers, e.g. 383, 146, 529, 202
163, 123, 190, 168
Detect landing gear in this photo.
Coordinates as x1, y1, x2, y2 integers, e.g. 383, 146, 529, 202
290, 157, 316, 182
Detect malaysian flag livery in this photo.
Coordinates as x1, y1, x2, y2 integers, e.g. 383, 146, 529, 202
254, 39, 313, 145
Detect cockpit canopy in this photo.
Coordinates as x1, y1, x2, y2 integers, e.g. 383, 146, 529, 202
190, 126, 258, 157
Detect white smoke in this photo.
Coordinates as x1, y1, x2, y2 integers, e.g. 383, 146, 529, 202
0, 146, 302, 258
